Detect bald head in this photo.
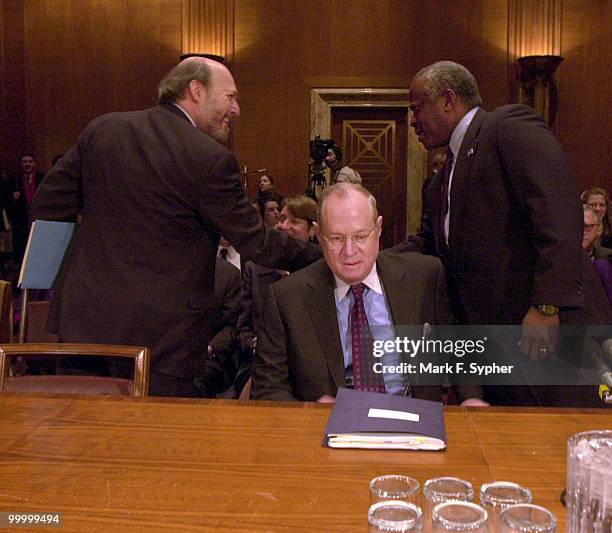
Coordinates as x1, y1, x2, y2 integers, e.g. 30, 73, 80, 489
158, 57, 216, 104
158, 57, 240, 143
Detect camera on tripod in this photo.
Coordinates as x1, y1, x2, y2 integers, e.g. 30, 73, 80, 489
306, 135, 341, 199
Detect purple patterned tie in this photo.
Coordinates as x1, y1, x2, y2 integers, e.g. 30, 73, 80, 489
350, 283, 386, 393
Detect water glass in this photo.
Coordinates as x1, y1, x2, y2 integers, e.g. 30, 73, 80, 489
566, 429, 612, 532
480, 481, 532, 530
500, 503, 556, 532
424, 477, 474, 530
369, 500, 423, 532
371, 475, 421, 505
432, 501, 488, 532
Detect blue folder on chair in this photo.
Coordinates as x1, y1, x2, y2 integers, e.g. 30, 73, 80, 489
18, 220, 76, 290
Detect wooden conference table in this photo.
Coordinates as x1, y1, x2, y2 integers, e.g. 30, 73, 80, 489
1, 394, 610, 532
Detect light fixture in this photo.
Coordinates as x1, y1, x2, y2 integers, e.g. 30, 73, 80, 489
517, 55, 563, 127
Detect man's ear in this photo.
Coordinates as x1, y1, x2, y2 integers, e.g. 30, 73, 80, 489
186, 79, 207, 102
376, 215, 383, 232
313, 221, 321, 239
442, 88, 457, 111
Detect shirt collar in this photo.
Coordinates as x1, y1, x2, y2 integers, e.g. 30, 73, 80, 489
449, 106, 479, 159
173, 103, 197, 128
333, 262, 383, 305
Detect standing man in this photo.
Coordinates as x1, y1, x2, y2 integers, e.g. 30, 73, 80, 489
32, 57, 320, 397
395, 61, 592, 404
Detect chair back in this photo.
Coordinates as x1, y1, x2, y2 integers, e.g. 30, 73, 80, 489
0, 343, 150, 396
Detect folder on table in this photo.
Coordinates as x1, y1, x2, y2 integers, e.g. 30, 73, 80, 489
323, 388, 446, 450
18, 220, 76, 290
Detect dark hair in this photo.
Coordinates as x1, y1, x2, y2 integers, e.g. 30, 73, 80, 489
158, 60, 212, 105
257, 192, 282, 219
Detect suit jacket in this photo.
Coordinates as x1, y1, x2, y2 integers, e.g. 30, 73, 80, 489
31, 104, 321, 395
393, 105, 584, 325
251, 251, 465, 402
194, 257, 241, 397
236, 261, 285, 354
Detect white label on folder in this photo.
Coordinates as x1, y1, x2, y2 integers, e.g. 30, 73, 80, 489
368, 408, 420, 423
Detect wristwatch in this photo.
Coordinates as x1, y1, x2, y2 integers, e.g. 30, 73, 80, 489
535, 304, 559, 317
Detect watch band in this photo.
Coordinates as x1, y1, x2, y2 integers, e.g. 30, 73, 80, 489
536, 304, 559, 317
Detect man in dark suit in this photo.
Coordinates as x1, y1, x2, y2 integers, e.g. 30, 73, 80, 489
393, 61, 610, 405
31, 57, 321, 397
396, 61, 584, 328
252, 183, 484, 404
194, 258, 241, 398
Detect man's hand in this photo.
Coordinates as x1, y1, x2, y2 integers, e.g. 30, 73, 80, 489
317, 394, 336, 403
460, 398, 490, 407
520, 307, 559, 359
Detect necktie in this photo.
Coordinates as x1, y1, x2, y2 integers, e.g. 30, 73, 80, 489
219, 248, 229, 261
438, 147, 454, 250
350, 283, 386, 393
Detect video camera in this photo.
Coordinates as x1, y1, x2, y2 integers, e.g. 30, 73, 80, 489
306, 135, 341, 199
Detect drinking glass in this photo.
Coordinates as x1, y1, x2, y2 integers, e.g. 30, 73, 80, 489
566, 429, 612, 533
369, 500, 423, 532
500, 503, 556, 532
423, 477, 474, 531
432, 501, 488, 532
480, 481, 532, 531
371, 475, 421, 505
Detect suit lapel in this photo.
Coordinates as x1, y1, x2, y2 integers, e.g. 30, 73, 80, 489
448, 108, 486, 254
303, 263, 347, 388
376, 255, 419, 326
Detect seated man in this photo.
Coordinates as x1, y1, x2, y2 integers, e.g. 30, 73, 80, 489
252, 183, 483, 403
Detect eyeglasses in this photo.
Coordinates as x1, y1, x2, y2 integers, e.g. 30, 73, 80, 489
322, 226, 377, 248
584, 223, 602, 231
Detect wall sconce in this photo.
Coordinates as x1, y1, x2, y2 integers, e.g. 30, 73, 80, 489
179, 53, 226, 64
517, 55, 563, 127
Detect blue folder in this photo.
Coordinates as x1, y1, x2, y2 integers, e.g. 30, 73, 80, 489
18, 220, 76, 290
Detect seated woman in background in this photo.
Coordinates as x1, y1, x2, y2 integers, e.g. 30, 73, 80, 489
228, 194, 319, 398
251, 174, 276, 206
582, 186, 611, 248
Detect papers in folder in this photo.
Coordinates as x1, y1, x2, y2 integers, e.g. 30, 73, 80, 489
323, 388, 446, 451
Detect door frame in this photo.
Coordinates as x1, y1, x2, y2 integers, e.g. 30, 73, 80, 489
311, 88, 427, 236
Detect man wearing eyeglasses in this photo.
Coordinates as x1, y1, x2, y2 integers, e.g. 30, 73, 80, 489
583, 205, 612, 262
251, 183, 484, 404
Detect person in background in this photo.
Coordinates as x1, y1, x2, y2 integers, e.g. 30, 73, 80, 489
7, 153, 44, 266
217, 236, 241, 271
420, 150, 447, 231
582, 187, 611, 248
325, 146, 362, 185
582, 204, 612, 261
193, 257, 241, 398
230, 194, 319, 398
257, 192, 282, 228
251, 174, 276, 206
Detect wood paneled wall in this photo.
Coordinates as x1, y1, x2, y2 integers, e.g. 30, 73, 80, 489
1, 0, 609, 193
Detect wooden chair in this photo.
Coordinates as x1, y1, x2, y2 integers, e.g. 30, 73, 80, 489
0, 343, 151, 396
